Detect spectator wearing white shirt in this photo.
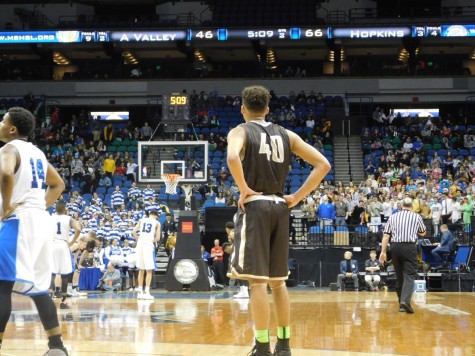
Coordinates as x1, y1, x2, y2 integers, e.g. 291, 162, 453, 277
402, 138, 413, 153
126, 158, 138, 182
305, 117, 315, 129
430, 198, 442, 237
451, 197, 462, 224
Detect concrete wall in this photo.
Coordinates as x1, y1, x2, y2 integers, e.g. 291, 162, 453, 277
0, 77, 473, 106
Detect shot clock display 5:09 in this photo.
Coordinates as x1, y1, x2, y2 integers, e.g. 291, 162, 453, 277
162, 94, 190, 121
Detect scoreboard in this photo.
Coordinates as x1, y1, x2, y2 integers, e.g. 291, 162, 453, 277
0, 24, 473, 44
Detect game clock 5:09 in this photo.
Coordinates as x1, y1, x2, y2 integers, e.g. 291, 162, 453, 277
162, 94, 190, 121
169, 95, 187, 105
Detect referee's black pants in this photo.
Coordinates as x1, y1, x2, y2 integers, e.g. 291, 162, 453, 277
391, 242, 418, 305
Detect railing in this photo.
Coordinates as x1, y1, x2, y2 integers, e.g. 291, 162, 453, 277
57, 13, 201, 29
341, 119, 352, 182
465, 96, 475, 123
348, 5, 475, 24
326, 10, 348, 25
292, 221, 474, 248
345, 96, 373, 117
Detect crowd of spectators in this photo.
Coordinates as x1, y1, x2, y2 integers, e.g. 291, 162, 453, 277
0, 90, 333, 247
298, 113, 475, 249
9, 89, 473, 251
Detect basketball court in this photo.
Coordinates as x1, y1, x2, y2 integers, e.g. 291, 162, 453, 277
2, 290, 474, 355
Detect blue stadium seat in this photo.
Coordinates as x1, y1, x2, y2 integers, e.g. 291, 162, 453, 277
123, 180, 132, 188
83, 194, 92, 201
355, 226, 368, 233
157, 193, 168, 201
96, 187, 106, 195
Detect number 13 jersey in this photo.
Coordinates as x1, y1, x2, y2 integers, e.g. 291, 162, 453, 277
137, 217, 159, 245
0, 140, 48, 215
241, 121, 291, 195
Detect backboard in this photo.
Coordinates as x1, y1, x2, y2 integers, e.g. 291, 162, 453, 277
138, 141, 209, 184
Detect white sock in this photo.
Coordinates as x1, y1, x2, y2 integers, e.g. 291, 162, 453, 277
145, 287, 150, 293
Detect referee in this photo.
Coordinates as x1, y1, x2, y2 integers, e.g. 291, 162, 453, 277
379, 197, 426, 314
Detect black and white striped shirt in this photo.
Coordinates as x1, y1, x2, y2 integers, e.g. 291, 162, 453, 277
383, 209, 426, 243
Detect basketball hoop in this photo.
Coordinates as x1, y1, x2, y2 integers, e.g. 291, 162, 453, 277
162, 174, 181, 194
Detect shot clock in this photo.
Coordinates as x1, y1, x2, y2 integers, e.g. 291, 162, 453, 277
162, 94, 190, 121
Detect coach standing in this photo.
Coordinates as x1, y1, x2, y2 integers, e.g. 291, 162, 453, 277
379, 197, 426, 314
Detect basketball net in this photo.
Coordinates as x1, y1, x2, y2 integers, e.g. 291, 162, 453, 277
181, 184, 194, 210
162, 174, 181, 195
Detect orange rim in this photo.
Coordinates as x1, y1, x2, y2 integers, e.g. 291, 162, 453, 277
162, 174, 181, 183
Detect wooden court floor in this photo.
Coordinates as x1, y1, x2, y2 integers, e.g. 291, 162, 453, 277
2, 289, 475, 356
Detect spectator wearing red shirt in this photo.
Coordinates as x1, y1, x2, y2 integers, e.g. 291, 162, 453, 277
114, 162, 127, 176
210, 239, 225, 285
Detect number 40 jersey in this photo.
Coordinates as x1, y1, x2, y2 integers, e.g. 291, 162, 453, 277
240, 121, 291, 196
0, 140, 49, 216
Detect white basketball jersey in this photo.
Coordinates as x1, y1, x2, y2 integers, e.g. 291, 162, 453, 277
137, 217, 159, 245
0, 140, 48, 215
52, 214, 71, 242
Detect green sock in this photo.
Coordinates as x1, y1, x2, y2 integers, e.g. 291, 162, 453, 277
277, 326, 291, 339
255, 329, 270, 343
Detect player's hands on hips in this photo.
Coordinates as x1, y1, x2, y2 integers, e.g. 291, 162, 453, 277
2, 203, 22, 221
238, 187, 262, 211
283, 195, 299, 208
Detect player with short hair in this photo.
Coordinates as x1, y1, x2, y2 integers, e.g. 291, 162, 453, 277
227, 86, 331, 356
132, 210, 161, 300
0, 107, 68, 355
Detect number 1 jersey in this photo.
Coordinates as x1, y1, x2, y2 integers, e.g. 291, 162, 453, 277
240, 121, 291, 195
0, 140, 48, 215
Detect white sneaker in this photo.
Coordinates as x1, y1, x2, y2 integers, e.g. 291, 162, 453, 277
141, 292, 154, 300
134, 287, 143, 293
128, 287, 134, 292
233, 287, 249, 299
235, 298, 249, 311
70, 289, 87, 297
137, 292, 144, 300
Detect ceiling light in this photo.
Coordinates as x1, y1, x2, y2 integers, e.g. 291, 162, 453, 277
53, 51, 70, 65
194, 49, 206, 63
122, 50, 139, 65
328, 48, 345, 62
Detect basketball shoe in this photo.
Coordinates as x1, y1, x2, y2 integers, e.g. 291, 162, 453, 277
42, 347, 69, 355
142, 292, 154, 300
233, 286, 249, 298
248, 340, 272, 356
273, 339, 291, 356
